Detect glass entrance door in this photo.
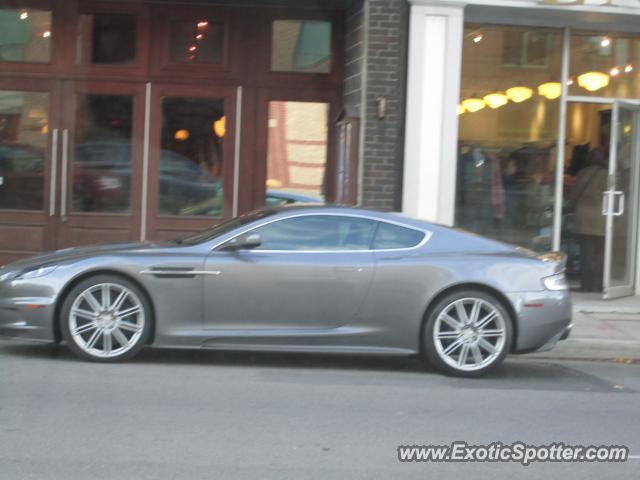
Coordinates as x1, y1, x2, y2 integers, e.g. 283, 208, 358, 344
603, 102, 640, 299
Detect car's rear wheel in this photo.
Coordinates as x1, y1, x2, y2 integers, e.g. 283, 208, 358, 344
423, 290, 512, 377
60, 275, 151, 362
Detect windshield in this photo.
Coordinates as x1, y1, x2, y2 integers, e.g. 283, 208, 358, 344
176, 209, 279, 245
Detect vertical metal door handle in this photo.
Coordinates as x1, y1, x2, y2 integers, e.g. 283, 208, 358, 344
601, 190, 610, 216
613, 191, 625, 216
49, 128, 59, 216
60, 129, 69, 219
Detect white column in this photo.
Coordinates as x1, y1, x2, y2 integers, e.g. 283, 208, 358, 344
402, 3, 464, 225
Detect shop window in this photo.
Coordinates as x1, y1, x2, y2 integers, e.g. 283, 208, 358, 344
168, 19, 224, 64
0, 8, 51, 63
569, 32, 640, 99
271, 20, 331, 73
0, 90, 48, 210
77, 13, 137, 65
159, 97, 224, 216
266, 101, 328, 203
456, 25, 562, 251
73, 94, 133, 213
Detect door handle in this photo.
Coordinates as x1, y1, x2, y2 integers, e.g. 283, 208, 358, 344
49, 128, 59, 216
60, 128, 69, 220
613, 191, 625, 216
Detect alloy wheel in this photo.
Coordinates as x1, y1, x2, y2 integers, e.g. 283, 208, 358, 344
68, 283, 145, 359
432, 297, 507, 372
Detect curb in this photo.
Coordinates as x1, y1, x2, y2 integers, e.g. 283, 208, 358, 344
531, 337, 640, 361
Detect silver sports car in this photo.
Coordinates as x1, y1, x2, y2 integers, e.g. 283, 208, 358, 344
0, 206, 572, 376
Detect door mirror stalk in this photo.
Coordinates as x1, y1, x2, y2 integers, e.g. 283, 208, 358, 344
222, 233, 262, 251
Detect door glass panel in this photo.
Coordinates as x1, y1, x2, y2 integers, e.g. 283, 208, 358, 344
159, 97, 224, 216
0, 90, 48, 210
267, 101, 328, 203
271, 20, 331, 73
569, 32, 640, 99
561, 103, 610, 292
0, 8, 51, 63
77, 13, 137, 65
169, 20, 224, 64
608, 106, 638, 291
73, 94, 133, 213
252, 215, 377, 251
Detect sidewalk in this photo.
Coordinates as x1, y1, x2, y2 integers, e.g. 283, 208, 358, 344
532, 293, 640, 361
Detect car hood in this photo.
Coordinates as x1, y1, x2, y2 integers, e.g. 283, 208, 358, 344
1, 242, 163, 271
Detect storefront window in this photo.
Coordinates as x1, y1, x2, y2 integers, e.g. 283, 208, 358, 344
0, 8, 51, 63
569, 32, 640, 99
271, 20, 331, 73
0, 90, 48, 210
455, 25, 562, 251
77, 13, 137, 65
266, 101, 328, 204
159, 97, 224, 216
169, 19, 224, 64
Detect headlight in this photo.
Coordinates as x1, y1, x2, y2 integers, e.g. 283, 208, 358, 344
543, 273, 568, 291
0, 265, 58, 282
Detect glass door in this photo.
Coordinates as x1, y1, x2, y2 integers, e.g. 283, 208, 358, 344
603, 101, 640, 299
0, 78, 62, 264
55, 81, 146, 248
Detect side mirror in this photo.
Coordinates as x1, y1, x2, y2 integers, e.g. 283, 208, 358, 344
222, 233, 262, 251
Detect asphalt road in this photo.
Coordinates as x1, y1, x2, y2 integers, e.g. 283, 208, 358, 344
1, 339, 639, 480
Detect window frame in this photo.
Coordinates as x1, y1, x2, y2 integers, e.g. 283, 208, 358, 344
215, 212, 431, 253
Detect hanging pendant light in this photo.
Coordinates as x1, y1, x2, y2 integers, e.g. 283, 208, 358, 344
461, 97, 486, 113
537, 81, 562, 100
577, 71, 609, 92
457, 104, 466, 115
482, 92, 509, 109
506, 85, 533, 103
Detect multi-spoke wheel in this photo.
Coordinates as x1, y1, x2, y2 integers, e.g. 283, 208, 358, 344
61, 275, 152, 362
423, 290, 512, 377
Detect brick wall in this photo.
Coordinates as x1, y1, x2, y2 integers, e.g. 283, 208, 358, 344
363, 0, 408, 210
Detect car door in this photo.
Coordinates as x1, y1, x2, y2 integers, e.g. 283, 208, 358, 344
202, 214, 377, 330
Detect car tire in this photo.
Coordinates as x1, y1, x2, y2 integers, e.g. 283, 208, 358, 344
422, 290, 513, 377
60, 274, 152, 362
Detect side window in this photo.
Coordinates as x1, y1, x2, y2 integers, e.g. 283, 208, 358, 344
372, 222, 425, 250
253, 215, 377, 251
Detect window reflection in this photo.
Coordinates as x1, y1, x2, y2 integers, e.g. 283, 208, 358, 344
0, 90, 48, 210
267, 101, 328, 203
73, 95, 133, 213
0, 9, 51, 63
169, 20, 224, 64
271, 20, 331, 73
159, 97, 224, 216
569, 33, 640, 99
456, 25, 562, 251
77, 13, 137, 65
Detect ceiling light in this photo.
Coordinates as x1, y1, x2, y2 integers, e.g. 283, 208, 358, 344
188, 45, 197, 52
625, 64, 633, 73
196, 34, 203, 40
174, 129, 189, 141
538, 82, 562, 100
197, 21, 208, 28
457, 104, 466, 115
610, 66, 621, 77
213, 116, 226, 138
482, 92, 509, 109
600, 37, 611, 47
506, 85, 533, 103
461, 97, 486, 113
567, 78, 574, 86
472, 33, 483, 44
19, 11, 28, 20
42, 31, 51, 38
577, 71, 610, 92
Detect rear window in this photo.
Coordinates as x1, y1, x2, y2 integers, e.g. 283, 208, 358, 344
372, 222, 425, 250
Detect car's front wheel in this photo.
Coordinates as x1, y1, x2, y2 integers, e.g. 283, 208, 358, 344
423, 290, 513, 377
60, 275, 151, 362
